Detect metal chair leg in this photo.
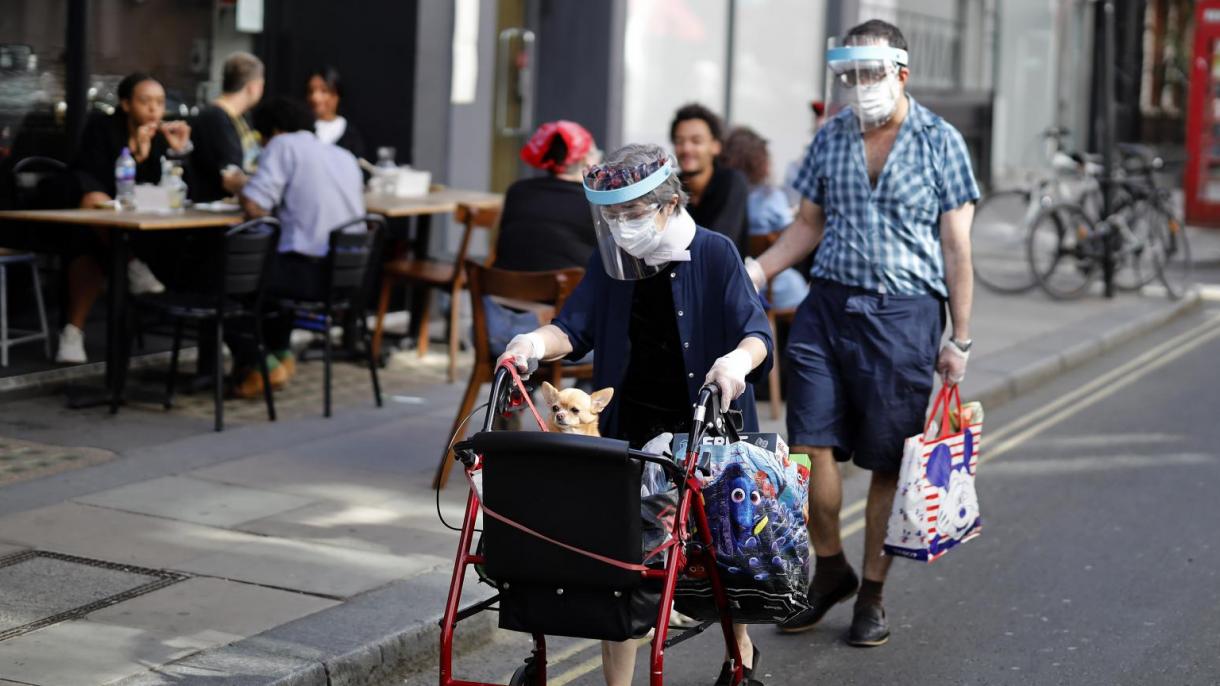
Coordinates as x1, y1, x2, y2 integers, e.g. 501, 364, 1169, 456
361, 314, 382, 407
214, 318, 225, 432
30, 262, 50, 359
164, 319, 184, 409
323, 309, 333, 418
1, 265, 8, 367
254, 315, 276, 422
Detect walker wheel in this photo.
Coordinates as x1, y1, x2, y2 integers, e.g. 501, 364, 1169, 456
509, 657, 538, 686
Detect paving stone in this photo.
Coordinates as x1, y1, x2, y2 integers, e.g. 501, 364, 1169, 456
0, 503, 265, 569
74, 476, 317, 528
176, 537, 449, 599
0, 554, 157, 633
187, 452, 418, 507
0, 619, 196, 686
87, 577, 337, 654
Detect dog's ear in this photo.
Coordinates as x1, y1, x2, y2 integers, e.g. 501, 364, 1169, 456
540, 382, 560, 406
589, 387, 614, 413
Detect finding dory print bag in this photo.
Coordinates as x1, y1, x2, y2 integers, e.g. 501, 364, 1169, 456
669, 435, 812, 623
884, 384, 983, 563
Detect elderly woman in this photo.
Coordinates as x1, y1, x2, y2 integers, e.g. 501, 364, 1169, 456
498, 143, 770, 685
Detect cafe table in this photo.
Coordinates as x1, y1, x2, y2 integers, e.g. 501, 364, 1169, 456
0, 207, 243, 407
363, 187, 503, 345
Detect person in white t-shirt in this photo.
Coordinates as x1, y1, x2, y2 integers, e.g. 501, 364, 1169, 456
306, 66, 365, 160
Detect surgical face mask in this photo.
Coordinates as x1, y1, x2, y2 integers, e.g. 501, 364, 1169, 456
608, 210, 663, 258
854, 79, 897, 127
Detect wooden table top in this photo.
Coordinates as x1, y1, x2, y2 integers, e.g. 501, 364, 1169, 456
0, 188, 503, 229
0, 208, 242, 231
364, 188, 503, 218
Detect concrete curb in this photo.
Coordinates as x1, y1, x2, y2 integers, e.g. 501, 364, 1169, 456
115, 570, 498, 686
966, 291, 1202, 411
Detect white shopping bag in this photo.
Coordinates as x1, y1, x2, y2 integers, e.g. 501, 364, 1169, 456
884, 385, 982, 563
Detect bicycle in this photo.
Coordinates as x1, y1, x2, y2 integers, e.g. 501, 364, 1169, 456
1026, 144, 1192, 300
973, 127, 1104, 294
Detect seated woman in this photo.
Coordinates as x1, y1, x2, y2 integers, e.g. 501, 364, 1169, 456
59, 72, 192, 363
721, 126, 810, 309
499, 143, 771, 686
486, 120, 601, 353
306, 66, 365, 160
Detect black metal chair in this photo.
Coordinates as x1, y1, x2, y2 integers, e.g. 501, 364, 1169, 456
111, 217, 281, 432
279, 214, 385, 417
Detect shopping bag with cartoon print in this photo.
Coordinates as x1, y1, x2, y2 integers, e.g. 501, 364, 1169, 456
884, 384, 982, 562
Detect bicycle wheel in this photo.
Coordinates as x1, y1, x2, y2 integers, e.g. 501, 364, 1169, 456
1112, 199, 1163, 292
972, 189, 1038, 293
1027, 202, 1101, 300
1157, 212, 1193, 299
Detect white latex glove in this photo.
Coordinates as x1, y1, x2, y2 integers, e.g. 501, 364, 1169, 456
704, 348, 752, 408
497, 332, 546, 378
744, 257, 767, 293
937, 341, 969, 385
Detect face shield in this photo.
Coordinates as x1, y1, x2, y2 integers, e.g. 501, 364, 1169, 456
583, 156, 676, 280
826, 44, 908, 132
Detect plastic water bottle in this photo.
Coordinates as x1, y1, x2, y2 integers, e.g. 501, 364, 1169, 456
115, 147, 136, 211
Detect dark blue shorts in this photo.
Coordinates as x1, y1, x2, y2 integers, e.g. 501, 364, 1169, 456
786, 279, 945, 472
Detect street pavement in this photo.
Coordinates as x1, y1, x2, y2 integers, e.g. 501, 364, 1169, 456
0, 234, 1216, 684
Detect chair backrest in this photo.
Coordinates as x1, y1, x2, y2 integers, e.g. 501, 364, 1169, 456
747, 231, 780, 259
220, 217, 280, 300
452, 203, 501, 271
10, 156, 70, 210
465, 260, 585, 366
325, 213, 386, 300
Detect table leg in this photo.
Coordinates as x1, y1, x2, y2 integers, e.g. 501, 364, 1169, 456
65, 230, 129, 409
407, 215, 432, 342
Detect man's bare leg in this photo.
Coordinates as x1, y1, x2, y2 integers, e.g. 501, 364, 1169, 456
777, 446, 859, 632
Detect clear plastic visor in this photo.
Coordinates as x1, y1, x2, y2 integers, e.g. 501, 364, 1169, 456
589, 199, 667, 281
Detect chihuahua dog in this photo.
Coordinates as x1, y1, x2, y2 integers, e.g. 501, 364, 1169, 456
540, 382, 614, 436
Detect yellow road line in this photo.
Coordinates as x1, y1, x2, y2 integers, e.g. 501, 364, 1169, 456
497, 638, 598, 684
548, 654, 605, 686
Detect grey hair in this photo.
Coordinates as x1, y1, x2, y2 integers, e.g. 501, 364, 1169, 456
602, 143, 689, 208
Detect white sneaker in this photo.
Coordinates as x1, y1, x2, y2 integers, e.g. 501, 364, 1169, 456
55, 324, 87, 364
128, 259, 165, 294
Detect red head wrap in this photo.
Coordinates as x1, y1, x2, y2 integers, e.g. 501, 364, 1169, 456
519, 120, 594, 172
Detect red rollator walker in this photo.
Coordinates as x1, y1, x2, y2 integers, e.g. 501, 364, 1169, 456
439, 360, 750, 686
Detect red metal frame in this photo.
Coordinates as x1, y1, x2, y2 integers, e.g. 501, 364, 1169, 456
1185, 0, 1220, 227
437, 365, 745, 686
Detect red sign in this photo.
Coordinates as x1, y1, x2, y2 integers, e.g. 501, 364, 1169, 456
1185, 0, 1220, 226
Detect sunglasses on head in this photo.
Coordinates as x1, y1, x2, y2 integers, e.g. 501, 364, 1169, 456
584, 156, 669, 192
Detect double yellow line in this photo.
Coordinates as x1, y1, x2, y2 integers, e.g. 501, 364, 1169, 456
530, 311, 1220, 684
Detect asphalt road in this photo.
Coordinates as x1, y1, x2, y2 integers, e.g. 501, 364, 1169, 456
412, 300, 1220, 686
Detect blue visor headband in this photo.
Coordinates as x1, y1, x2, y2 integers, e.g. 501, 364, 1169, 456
584, 160, 673, 206
826, 45, 909, 67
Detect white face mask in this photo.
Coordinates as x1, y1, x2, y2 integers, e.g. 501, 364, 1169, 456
609, 212, 663, 258
854, 78, 898, 128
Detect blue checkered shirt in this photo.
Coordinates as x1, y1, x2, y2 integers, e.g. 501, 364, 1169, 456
792, 96, 979, 298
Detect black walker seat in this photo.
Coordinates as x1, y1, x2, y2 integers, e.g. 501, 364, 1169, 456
469, 430, 657, 641
439, 361, 748, 686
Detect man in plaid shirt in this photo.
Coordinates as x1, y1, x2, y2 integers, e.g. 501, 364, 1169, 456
747, 19, 979, 647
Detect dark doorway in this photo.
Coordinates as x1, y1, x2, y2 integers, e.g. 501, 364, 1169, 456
256, 0, 419, 163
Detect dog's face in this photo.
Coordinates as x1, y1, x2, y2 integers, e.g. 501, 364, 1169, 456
540, 382, 614, 435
